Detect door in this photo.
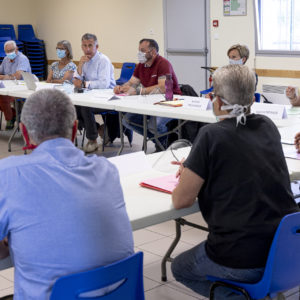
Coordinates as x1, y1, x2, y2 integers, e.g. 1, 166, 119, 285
164, 0, 210, 94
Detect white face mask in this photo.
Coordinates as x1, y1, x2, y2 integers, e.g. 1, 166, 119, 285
229, 58, 243, 65
137, 51, 147, 64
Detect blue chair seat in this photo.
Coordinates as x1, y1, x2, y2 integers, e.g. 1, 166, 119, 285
50, 252, 144, 300
116, 62, 136, 86
207, 212, 300, 300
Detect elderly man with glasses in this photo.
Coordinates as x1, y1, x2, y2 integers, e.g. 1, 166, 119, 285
0, 40, 31, 130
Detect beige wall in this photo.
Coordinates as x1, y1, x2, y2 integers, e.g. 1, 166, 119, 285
34, 0, 164, 63
210, 1, 300, 91
1, 0, 300, 89
0, 0, 36, 38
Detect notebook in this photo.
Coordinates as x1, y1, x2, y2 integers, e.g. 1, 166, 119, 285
140, 174, 179, 194
154, 100, 184, 107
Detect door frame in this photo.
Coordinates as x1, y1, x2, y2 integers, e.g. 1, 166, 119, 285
163, 0, 211, 89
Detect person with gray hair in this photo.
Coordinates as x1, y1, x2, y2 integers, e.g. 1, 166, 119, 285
73, 33, 118, 153
46, 40, 76, 84
0, 40, 31, 130
170, 65, 298, 299
0, 88, 134, 299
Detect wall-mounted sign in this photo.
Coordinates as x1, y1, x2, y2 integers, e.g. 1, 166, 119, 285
224, 0, 247, 16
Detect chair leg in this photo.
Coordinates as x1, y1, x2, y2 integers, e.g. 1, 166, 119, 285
81, 129, 86, 148
0, 111, 2, 131
209, 281, 251, 300
102, 115, 107, 152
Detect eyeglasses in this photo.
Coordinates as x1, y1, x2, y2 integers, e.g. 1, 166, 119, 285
56, 47, 66, 50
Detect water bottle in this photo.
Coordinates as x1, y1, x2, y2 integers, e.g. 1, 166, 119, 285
165, 74, 173, 100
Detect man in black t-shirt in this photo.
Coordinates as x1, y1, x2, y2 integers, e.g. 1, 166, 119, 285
171, 65, 299, 299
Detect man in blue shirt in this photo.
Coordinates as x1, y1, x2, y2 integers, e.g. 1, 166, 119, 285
0, 89, 133, 299
74, 33, 118, 153
0, 40, 31, 130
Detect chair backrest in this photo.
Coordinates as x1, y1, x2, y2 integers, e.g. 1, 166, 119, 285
119, 62, 136, 82
180, 84, 198, 97
0, 24, 16, 40
50, 252, 145, 300
263, 212, 300, 294
18, 24, 36, 41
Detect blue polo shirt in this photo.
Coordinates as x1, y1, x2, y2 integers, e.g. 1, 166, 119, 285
0, 51, 31, 75
0, 138, 133, 299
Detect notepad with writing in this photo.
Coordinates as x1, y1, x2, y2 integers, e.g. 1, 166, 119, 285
140, 174, 179, 194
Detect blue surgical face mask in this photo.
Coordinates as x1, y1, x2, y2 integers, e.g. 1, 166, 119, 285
6, 51, 17, 60
229, 58, 243, 65
56, 49, 66, 59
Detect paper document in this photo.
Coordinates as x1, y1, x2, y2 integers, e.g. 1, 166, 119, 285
140, 174, 179, 194
279, 125, 300, 144
108, 151, 152, 177
283, 148, 300, 160
291, 181, 300, 203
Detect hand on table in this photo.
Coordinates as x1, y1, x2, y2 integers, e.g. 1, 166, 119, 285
171, 158, 185, 178
286, 87, 296, 100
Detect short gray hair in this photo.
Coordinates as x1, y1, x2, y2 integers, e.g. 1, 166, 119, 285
4, 40, 16, 50
57, 40, 73, 59
21, 89, 76, 144
213, 65, 256, 106
81, 33, 98, 45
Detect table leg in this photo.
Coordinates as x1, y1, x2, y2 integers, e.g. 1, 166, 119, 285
161, 217, 209, 282
8, 98, 20, 152
143, 115, 147, 153
161, 218, 182, 281
117, 112, 124, 156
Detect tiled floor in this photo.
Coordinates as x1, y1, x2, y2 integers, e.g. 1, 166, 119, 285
0, 123, 298, 299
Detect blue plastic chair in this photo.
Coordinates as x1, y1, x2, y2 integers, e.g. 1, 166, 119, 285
254, 92, 261, 103
207, 212, 300, 300
116, 62, 136, 85
199, 86, 213, 96
50, 252, 144, 300
0, 24, 16, 40
18, 24, 44, 44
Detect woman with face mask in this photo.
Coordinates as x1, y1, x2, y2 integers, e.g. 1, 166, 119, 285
227, 44, 258, 90
46, 40, 76, 83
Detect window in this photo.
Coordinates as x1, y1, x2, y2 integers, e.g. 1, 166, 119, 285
255, 0, 300, 53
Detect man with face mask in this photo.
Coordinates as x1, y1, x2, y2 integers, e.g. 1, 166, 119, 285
114, 38, 181, 150
0, 40, 31, 130
73, 33, 118, 153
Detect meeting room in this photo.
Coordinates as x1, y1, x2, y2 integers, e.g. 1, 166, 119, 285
0, 0, 299, 299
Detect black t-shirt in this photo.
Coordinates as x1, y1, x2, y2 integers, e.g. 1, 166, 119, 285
184, 114, 299, 269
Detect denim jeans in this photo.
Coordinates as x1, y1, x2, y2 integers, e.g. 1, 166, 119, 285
171, 241, 264, 300
122, 113, 172, 146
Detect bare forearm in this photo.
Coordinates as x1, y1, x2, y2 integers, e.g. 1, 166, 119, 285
290, 95, 300, 106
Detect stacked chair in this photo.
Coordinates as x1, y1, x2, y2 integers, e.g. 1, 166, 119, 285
18, 24, 47, 80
